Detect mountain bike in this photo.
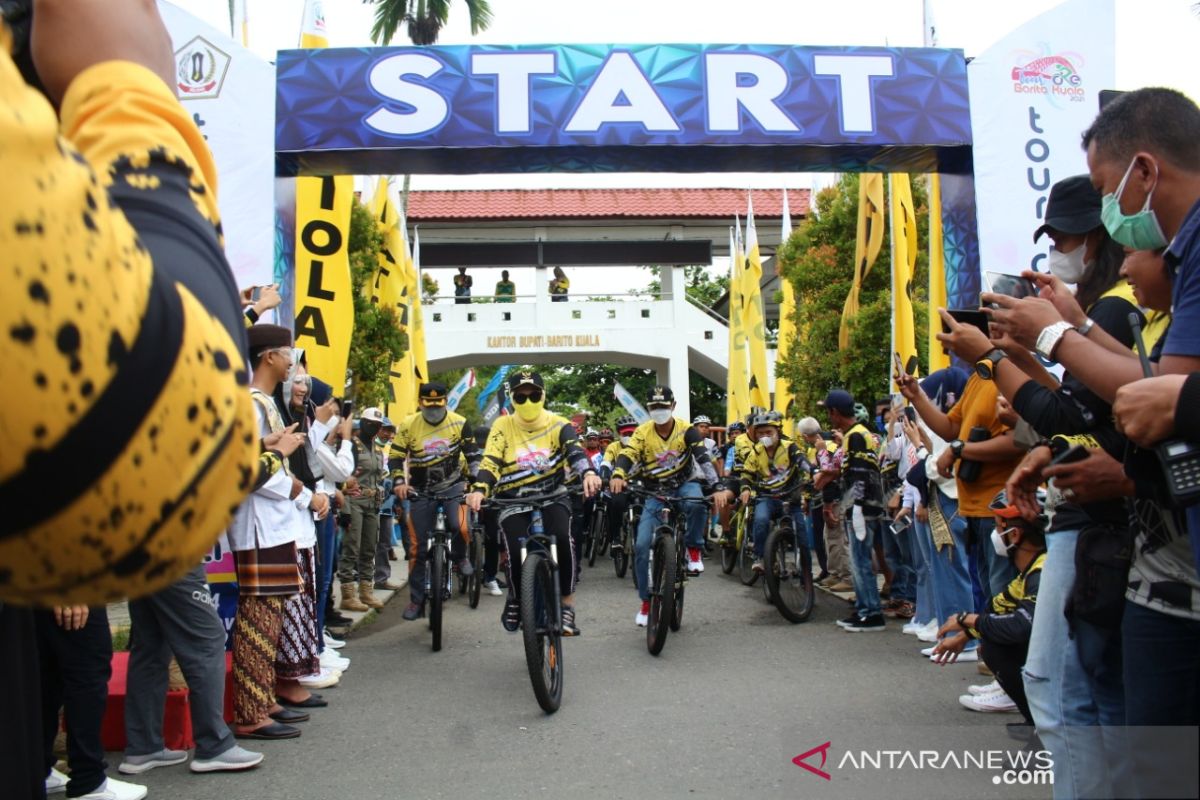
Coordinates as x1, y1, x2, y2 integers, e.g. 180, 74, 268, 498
719, 501, 747, 576
464, 511, 485, 609
409, 489, 462, 653
587, 493, 610, 567
761, 494, 816, 623
612, 491, 641, 579
484, 490, 571, 714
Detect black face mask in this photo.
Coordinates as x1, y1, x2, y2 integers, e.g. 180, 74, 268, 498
360, 421, 381, 442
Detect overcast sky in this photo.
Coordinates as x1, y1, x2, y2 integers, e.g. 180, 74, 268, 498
168, 0, 1200, 294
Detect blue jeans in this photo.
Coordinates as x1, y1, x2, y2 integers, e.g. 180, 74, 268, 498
909, 516, 934, 625
927, 489, 977, 635
634, 481, 706, 602
966, 515, 1015, 608
751, 498, 804, 559
880, 519, 916, 603
1122, 600, 1200, 799
844, 510, 883, 617
314, 513, 337, 649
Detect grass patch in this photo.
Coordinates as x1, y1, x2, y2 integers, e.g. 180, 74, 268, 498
111, 626, 131, 652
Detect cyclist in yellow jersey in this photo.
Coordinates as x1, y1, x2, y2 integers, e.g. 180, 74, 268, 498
598, 416, 639, 558
392, 382, 481, 621
610, 386, 726, 626
466, 371, 600, 635
731, 411, 812, 573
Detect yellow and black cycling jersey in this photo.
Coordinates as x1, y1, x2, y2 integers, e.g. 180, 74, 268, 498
968, 552, 1045, 645
599, 438, 638, 480
841, 422, 885, 510
390, 410, 479, 491
737, 440, 811, 495
613, 416, 717, 490
472, 413, 592, 497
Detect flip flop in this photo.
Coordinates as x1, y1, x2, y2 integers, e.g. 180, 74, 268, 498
277, 694, 328, 708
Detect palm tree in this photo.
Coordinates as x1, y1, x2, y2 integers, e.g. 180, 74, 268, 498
362, 0, 493, 45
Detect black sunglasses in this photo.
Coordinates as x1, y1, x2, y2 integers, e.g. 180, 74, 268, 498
512, 390, 544, 404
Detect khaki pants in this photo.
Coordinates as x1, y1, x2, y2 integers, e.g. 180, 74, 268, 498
339, 499, 380, 584
823, 506, 851, 579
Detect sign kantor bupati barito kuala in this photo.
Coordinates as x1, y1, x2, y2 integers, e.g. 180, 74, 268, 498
274, 44, 972, 176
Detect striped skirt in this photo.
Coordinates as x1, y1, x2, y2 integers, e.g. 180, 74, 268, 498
234, 541, 302, 596
275, 546, 321, 680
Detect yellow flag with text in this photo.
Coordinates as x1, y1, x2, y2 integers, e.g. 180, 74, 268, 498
409, 229, 429, 386
773, 189, 796, 437
839, 174, 885, 350
890, 174, 920, 388
726, 223, 749, 425
368, 178, 418, 420
742, 197, 771, 410
293, 175, 355, 387
927, 174, 951, 372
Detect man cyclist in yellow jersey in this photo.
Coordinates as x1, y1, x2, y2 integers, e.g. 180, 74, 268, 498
598, 416, 639, 558
391, 382, 482, 621
732, 411, 812, 573
465, 372, 601, 636
610, 386, 726, 626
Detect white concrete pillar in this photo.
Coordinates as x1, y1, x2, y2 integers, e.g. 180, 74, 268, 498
669, 344, 691, 421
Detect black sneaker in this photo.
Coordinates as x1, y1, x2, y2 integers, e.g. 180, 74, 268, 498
835, 612, 860, 629
501, 597, 520, 633
844, 613, 886, 632
561, 605, 580, 637
325, 609, 353, 626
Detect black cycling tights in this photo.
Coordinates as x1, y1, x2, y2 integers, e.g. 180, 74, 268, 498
500, 501, 576, 602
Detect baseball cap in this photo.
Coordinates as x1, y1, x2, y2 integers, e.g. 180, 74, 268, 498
309, 376, 333, 407
647, 385, 674, 406
360, 407, 384, 423
819, 389, 854, 416
381, 417, 396, 430
507, 370, 544, 392
1033, 175, 1102, 242
418, 381, 449, 406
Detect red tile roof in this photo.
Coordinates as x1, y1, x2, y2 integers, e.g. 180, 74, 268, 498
407, 188, 809, 222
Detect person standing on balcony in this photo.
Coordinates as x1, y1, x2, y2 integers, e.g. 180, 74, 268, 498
495, 270, 516, 303
453, 267, 472, 304
550, 267, 570, 302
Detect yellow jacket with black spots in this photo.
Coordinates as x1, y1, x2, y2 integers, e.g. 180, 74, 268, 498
0, 36, 258, 604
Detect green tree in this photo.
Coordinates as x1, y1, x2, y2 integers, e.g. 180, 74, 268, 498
347, 201, 406, 408
640, 265, 729, 307
363, 0, 493, 45
774, 174, 930, 420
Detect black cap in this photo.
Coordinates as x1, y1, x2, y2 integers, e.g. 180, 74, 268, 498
1033, 175, 1102, 242
646, 385, 674, 406
507, 370, 544, 391
247, 323, 292, 354
819, 389, 855, 416
418, 381, 449, 405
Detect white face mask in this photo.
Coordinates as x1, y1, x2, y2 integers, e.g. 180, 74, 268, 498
649, 408, 672, 425
1047, 244, 1090, 284
758, 434, 777, 447
990, 528, 1015, 558
620, 435, 632, 446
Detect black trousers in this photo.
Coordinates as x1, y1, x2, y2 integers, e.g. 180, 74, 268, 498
808, 505, 829, 574
607, 491, 630, 546
481, 507, 502, 582
981, 637, 1032, 724
500, 501, 576, 602
36, 606, 113, 797
0, 603, 43, 800
568, 493, 591, 582
407, 493, 466, 603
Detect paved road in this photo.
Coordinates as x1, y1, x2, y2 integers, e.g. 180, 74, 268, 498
118, 553, 1048, 800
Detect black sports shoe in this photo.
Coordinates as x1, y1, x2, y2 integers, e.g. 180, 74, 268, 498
844, 613, 886, 632
561, 605, 580, 637
325, 609, 353, 626
835, 612, 860, 629
501, 597, 520, 633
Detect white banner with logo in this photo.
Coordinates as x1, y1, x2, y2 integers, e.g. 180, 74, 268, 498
613, 381, 650, 424
158, 2, 276, 291
968, 0, 1115, 279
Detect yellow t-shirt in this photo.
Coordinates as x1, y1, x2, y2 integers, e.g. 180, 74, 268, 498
0, 48, 257, 604
946, 374, 1022, 516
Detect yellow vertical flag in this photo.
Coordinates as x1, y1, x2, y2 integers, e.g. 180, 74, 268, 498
293, 175, 355, 387
927, 174, 951, 372
839, 174, 885, 350
890, 174, 920, 388
369, 178, 418, 420
298, 0, 328, 47
726, 223, 749, 425
409, 228, 429, 386
773, 189, 796, 438
742, 195, 771, 410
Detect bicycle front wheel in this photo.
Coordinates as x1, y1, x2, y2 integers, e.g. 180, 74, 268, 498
738, 521, 759, 586
614, 522, 631, 579
670, 532, 685, 632
719, 516, 738, 574
765, 526, 815, 623
647, 531, 676, 656
467, 529, 483, 609
587, 513, 605, 567
430, 545, 445, 652
520, 552, 563, 714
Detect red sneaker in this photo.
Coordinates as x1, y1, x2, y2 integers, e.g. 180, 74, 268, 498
687, 547, 704, 574
635, 600, 650, 627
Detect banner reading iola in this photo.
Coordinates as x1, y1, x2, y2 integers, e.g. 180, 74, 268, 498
968, 0, 1115, 282
293, 175, 355, 387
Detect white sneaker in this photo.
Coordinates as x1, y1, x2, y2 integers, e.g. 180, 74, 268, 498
635, 601, 650, 627
298, 667, 340, 688
687, 548, 704, 573
901, 620, 924, 635
968, 679, 1002, 696
323, 630, 346, 649
930, 647, 979, 662
920, 645, 937, 657
45, 767, 67, 795
76, 777, 148, 800
118, 748, 188, 774
320, 648, 350, 671
190, 744, 264, 773
958, 689, 1018, 713
483, 579, 503, 596
917, 622, 940, 643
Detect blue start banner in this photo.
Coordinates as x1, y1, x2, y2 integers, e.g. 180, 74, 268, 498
275, 44, 972, 176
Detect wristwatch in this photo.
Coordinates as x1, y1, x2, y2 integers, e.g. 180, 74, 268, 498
950, 439, 965, 459
1035, 320, 1075, 361
974, 348, 1007, 380
1075, 317, 1095, 337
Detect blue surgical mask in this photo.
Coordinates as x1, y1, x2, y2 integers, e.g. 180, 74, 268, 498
1100, 157, 1169, 251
